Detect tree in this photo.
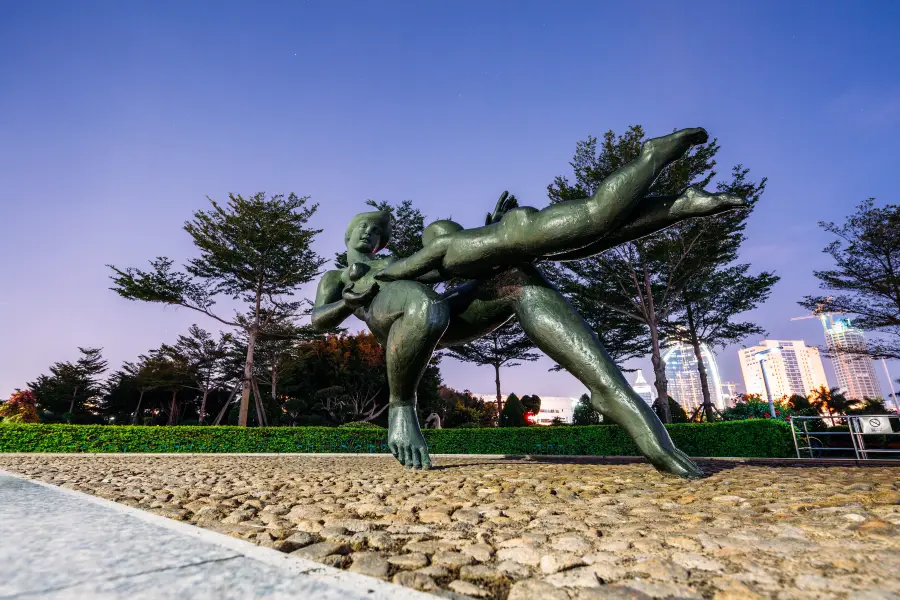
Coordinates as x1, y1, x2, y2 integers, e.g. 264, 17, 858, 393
670, 264, 778, 421
811, 385, 860, 416
521, 394, 541, 416
572, 393, 601, 425
548, 126, 720, 422
445, 319, 539, 416
722, 393, 791, 422
302, 333, 389, 424
427, 386, 497, 428
0, 390, 40, 424
500, 392, 528, 427
165, 325, 232, 424
113, 352, 175, 424
28, 347, 107, 421
665, 166, 775, 422
108, 192, 325, 426
800, 199, 900, 359
846, 397, 891, 416
666, 396, 690, 423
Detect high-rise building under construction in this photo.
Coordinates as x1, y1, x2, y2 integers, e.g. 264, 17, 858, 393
822, 316, 882, 400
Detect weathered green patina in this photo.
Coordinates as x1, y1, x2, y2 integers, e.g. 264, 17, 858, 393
312, 128, 744, 478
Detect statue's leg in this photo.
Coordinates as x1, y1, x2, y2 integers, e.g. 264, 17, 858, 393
442, 128, 710, 272
442, 267, 703, 478
511, 266, 702, 478
370, 281, 450, 470
549, 186, 747, 262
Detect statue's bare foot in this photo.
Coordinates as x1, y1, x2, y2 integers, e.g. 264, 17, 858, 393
642, 127, 709, 161
388, 405, 433, 470
677, 186, 746, 217
647, 446, 704, 479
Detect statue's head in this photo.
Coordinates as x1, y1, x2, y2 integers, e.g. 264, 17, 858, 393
422, 219, 463, 246
345, 211, 392, 254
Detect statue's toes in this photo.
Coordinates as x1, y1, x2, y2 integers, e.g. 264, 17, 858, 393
684, 127, 709, 145
417, 448, 433, 470
408, 447, 423, 469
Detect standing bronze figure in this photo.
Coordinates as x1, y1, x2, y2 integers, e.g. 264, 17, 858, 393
312, 128, 745, 478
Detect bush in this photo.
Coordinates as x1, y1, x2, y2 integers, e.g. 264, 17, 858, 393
339, 421, 383, 429
0, 419, 793, 458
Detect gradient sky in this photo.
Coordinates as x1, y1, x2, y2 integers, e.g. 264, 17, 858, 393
2, 1, 899, 401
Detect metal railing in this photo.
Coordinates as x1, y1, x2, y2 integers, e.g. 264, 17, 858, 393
791, 414, 900, 460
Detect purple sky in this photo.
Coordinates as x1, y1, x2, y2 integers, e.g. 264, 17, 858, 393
2, 1, 899, 400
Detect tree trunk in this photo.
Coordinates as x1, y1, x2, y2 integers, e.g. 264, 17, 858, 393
68, 384, 80, 416
494, 363, 503, 418
199, 388, 209, 425
643, 270, 670, 423
271, 364, 278, 402
685, 301, 715, 422
252, 378, 266, 427
166, 390, 178, 425
131, 389, 146, 425
168, 390, 178, 426
649, 340, 670, 423
239, 329, 257, 427
213, 382, 241, 426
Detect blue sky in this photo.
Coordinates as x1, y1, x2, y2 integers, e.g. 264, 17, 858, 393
2, 0, 899, 400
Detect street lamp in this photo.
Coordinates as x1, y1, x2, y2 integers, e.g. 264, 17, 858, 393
753, 347, 783, 419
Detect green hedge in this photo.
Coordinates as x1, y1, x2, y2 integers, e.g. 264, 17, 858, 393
0, 419, 793, 457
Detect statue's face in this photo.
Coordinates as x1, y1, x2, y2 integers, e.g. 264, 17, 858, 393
349, 219, 385, 254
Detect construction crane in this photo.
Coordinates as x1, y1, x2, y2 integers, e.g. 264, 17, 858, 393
791, 297, 840, 325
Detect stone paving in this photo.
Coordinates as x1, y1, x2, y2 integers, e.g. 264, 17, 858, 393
1, 455, 898, 600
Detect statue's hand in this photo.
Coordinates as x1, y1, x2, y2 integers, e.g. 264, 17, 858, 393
485, 190, 519, 225
342, 281, 380, 308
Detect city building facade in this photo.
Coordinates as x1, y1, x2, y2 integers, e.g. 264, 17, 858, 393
662, 341, 725, 414
738, 340, 828, 400
822, 316, 882, 400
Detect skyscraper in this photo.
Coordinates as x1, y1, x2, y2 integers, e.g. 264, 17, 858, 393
822, 316, 882, 400
630, 369, 655, 405
662, 341, 725, 413
739, 340, 828, 399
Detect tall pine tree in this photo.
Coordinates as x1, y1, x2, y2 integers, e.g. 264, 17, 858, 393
109, 192, 325, 426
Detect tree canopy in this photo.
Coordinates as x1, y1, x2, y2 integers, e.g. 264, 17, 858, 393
800, 198, 900, 359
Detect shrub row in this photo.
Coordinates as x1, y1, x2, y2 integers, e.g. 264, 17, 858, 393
0, 419, 794, 457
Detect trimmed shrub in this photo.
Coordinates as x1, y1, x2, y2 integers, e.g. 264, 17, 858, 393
339, 421, 383, 429
0, 419, 793, 458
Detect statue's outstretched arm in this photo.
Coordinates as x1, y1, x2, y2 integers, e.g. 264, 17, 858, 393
375, 237, 451, 282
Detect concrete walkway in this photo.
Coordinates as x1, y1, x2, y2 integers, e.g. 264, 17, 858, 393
0, 470, 431, 600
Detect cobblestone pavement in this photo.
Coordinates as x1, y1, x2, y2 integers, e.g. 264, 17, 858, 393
1, 455, 898, 600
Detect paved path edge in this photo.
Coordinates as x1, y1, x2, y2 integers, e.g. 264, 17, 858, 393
0, 468, 432, 600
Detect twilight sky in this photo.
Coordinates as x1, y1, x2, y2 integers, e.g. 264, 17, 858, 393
2, 0, 899, 400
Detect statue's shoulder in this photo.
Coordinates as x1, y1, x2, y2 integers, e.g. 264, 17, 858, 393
319, 268, 345, 287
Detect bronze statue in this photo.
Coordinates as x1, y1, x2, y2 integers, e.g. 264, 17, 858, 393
312, 128, 744, 478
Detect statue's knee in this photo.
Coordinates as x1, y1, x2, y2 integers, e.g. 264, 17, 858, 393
407, 298, 450, 338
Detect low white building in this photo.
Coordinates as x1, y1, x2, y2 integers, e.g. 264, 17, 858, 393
472, 394, 578, 425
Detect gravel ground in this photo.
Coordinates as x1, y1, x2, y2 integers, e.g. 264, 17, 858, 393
1, 455, 898, 600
